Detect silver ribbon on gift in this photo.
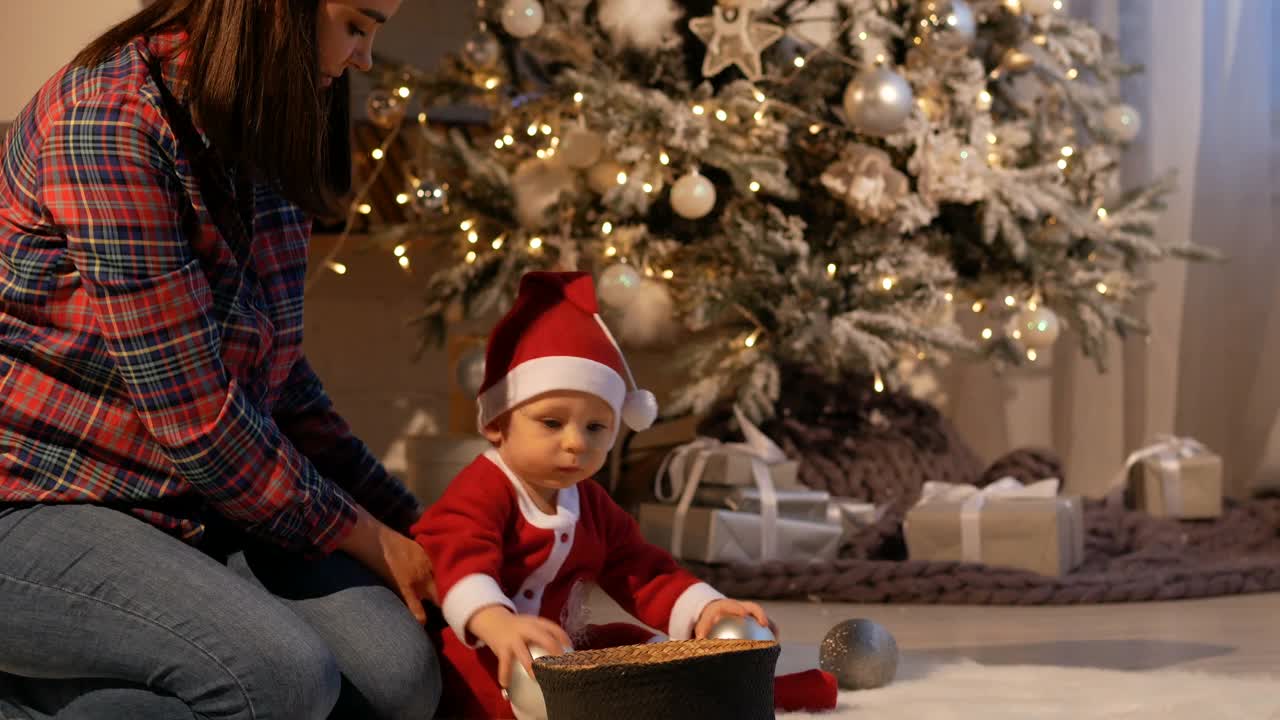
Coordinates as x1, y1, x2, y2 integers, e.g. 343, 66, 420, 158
1114, 435, 1208, 515
654, 406, 783, 562
914, 477, 1061, 563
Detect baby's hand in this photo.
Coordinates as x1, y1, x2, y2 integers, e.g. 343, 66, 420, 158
467, 606, 572, 688
694, 598, 773, 640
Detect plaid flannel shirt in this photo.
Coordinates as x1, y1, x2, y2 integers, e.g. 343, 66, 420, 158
0, 30, 421, 554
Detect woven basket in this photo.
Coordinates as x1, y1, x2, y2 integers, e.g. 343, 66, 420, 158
532, 640, 780, 720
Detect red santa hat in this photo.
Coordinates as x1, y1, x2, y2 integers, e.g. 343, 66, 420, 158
476, 271, 658, 436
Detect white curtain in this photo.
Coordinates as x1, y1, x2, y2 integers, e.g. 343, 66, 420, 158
945, 0, 1277, 499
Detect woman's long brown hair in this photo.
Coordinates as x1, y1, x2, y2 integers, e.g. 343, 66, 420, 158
74, 0, 352, 217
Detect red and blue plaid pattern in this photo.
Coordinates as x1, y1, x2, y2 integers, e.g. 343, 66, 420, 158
0, 31, 421, 553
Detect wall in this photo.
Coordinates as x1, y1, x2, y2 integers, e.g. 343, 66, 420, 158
0, 1, 139, 123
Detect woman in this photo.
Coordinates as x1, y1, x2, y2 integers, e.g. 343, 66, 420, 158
0, 1, 440, 718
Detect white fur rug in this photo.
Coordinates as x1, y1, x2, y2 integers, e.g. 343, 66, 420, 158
778, 660, 1280, 719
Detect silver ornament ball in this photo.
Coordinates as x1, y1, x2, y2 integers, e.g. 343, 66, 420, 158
1103, 104, 1142, 143
1009, 305, 1060, 349
463, 28, 502, 70
412, 181, 449, 213
366, 89, 405, 129
819, 618, 898, 690
455, 346, 487, 397
843, 65, 914, 137
916, 0, 977, 53
708, 616, 776, 642
670, 171, 717, 220
505, 643, 564, 720
501, 0, 545, 39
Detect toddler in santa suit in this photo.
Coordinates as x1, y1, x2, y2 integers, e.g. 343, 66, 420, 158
411, 271, 773, 719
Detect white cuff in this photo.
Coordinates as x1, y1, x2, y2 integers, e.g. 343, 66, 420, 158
442, 573, 516, 646
667, 582, 725, 641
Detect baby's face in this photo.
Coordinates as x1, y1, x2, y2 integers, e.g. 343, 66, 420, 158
486, 391, 616, 493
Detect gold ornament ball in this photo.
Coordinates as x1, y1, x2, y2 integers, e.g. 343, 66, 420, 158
586, 159, 626, 195
501, 0, 545, 38
1021, 0, 1055, 15
670, 171, 717, 219
1010, 305, 1061, 349
560, 127, 604, 170
412, 180, 449, 214
1103, 104, 1142, 143
842, 65, 914, 137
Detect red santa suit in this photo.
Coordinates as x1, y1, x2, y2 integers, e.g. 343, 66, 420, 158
411, 272, 722, 719
412, 449, 723, 718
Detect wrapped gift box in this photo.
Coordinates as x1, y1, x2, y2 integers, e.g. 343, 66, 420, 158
904, 480, 1084, 577
638, 503, 842, 565
693, 486, 831, 522
1126, 440, 1223, 519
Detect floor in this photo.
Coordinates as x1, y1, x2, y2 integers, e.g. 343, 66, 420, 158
587, 591, 1280, 677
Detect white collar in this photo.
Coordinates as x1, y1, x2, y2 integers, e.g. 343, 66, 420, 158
485, 448, 580, 529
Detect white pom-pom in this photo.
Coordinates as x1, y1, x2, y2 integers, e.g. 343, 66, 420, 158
622, 389, 658, 431
597, 0, 681, 51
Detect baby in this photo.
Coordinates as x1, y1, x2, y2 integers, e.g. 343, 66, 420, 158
412, 271, 771, 719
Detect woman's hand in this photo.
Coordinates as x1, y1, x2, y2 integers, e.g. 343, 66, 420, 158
693, 598, 773, 640
338, 506, 437, 624
467, 606, 573, 688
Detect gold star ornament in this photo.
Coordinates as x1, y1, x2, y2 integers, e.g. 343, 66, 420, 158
688, 0, 785, 81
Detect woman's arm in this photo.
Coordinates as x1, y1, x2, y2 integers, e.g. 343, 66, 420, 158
273, 355, 423, 533
40, 89, 355, 556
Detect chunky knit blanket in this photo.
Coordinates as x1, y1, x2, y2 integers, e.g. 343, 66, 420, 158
676, 369, 1280, 604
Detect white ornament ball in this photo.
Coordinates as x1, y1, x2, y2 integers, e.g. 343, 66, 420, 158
560, 127, 604, 170
842, 66, 914, 137
1020, 0, 1056, 15
615, 279, 677, 347
1010, 305, 1061, 349
708, 616, 776, 642
1103, 104, 1142, 143
597, 263, 643, 309
586, 160, 626, 195
512, 158, 576, 230
670, 171, 717, 219
501, 0, 545, 38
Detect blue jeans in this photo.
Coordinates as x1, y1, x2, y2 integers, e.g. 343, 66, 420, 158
0, 504, 441, 719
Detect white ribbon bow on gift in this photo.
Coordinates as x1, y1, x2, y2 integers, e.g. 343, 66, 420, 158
654, 406, 784, 562
1113, 435, 1207, 515
914, 477, 1061, 563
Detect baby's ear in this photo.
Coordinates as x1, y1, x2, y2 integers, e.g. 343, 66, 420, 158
482, 414, 509, 445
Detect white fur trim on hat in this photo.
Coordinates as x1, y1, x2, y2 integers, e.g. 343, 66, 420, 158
477, 355, 627, 431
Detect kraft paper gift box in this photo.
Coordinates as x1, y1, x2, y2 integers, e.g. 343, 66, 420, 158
903, 479, 1085, 577
1122, 437, 1223, 519
637, 502, 842, 565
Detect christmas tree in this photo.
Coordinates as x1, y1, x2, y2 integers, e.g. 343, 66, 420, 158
330, 0, 1211, 422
